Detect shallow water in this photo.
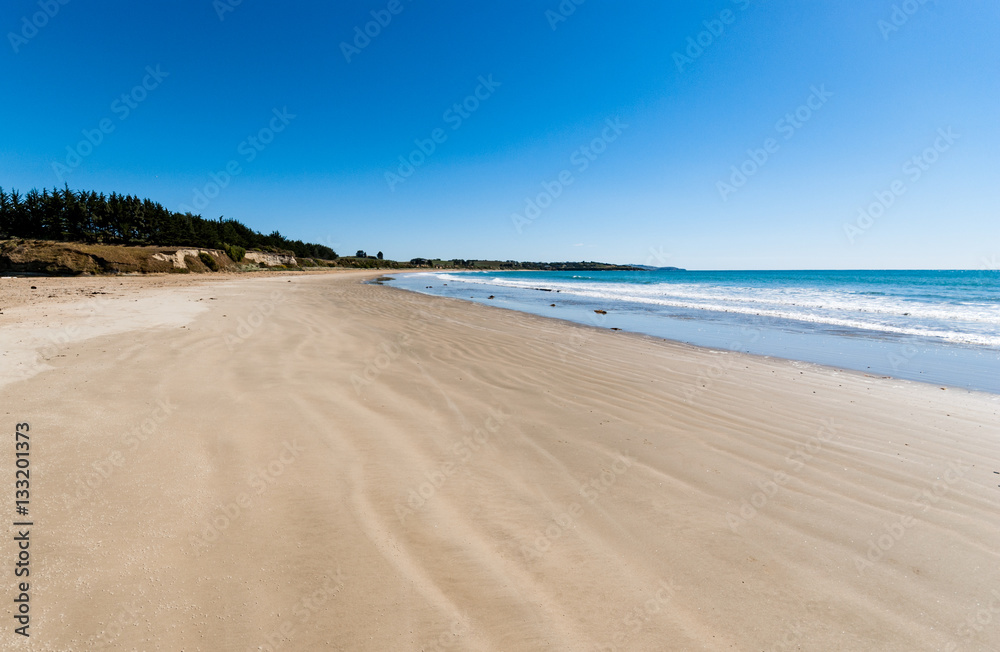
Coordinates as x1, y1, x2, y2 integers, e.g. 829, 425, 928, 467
387, 269, 1000, 394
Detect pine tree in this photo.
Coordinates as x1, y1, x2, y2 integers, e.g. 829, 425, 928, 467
0, 187, 9, 238
0, 185, 347, 260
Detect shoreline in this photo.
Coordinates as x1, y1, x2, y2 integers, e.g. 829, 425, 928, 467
385, 269, 1000, 395
379, 278, 962, 395
2, 272, 998, 650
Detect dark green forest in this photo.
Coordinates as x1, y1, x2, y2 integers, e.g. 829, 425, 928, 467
0, 185, 338, 260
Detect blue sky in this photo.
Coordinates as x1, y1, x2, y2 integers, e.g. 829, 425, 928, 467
2, 0, 997, 269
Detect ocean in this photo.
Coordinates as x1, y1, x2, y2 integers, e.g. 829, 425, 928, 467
385, 269, 1000, 394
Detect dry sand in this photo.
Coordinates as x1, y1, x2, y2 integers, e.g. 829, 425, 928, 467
1, 271, 998, 651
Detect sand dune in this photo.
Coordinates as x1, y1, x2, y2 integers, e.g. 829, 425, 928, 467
1, 271, 998, 651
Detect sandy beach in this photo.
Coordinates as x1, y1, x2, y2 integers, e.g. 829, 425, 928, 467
2, 270, 998, 651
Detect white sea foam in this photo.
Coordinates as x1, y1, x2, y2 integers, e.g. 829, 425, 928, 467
426, 273, 1000, 348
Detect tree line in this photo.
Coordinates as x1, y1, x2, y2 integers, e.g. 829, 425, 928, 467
0, 185, 338, 260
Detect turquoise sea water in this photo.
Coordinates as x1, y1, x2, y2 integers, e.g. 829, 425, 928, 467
387, 269, 1000, 394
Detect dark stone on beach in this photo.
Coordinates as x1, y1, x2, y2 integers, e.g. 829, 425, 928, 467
611, 327, 621, 331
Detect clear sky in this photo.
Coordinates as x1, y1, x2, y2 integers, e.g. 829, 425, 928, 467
2, 0, 998, 269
